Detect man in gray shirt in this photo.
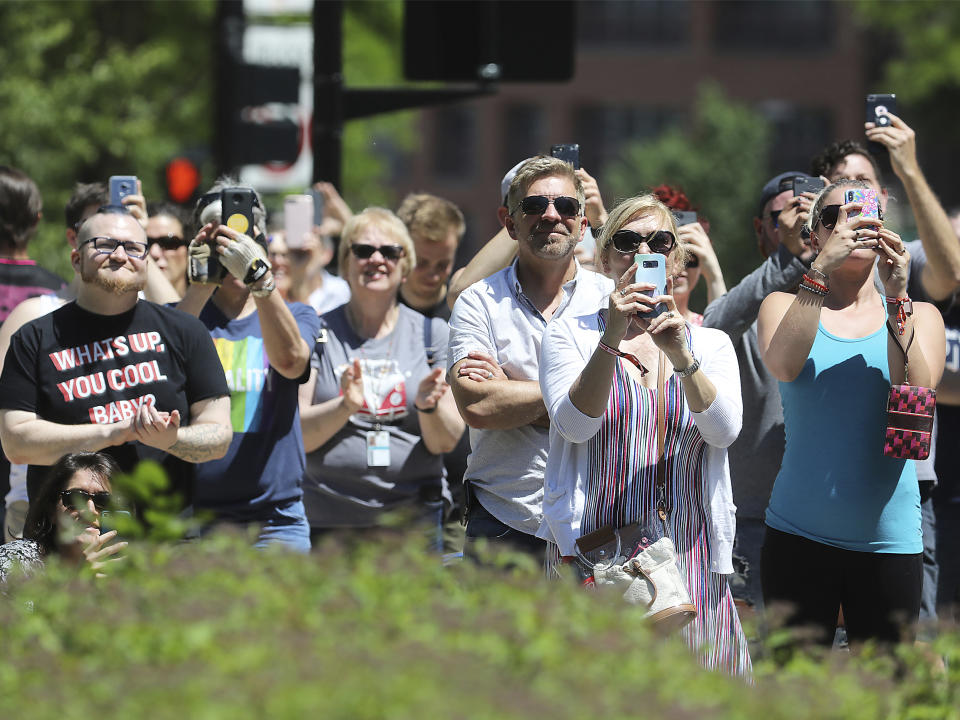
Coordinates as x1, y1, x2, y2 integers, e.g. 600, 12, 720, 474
702, 170, 818, 614
448, 155, 611, 561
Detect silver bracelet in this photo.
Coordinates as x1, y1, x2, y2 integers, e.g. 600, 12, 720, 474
674, 357, 700, 378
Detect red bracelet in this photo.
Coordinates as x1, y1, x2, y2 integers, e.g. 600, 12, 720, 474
801, 274, 829, 294
885, 296, 913, 336
598, 340, 648, 376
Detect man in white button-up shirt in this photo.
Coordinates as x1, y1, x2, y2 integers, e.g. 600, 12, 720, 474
448, 156, 612, 561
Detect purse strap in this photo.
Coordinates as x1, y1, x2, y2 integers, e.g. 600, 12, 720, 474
655, 352, 668, 523
886, 321, 916, 385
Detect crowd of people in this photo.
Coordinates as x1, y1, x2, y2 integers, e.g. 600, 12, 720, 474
0, 107, 959, 679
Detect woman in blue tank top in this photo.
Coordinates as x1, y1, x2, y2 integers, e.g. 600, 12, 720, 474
757, 179, 945, 649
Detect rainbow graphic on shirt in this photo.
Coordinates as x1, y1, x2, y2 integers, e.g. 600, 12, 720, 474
213, 336, 270, 432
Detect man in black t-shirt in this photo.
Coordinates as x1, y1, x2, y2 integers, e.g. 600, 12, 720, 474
0, 207, 232, 502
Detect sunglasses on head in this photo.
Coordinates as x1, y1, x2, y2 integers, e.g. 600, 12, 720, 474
611, 229, 676, 255
60, 489, 111, 511
147, 234, 186, 251
513, 195, 581, 217
349, 243, 405, 261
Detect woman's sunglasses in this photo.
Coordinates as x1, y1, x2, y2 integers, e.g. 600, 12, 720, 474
147, 234, 187, 251
611, 229, 676, 255
513, 195, 581, 217
60, 489, 111, 511
349, 243, 405, 261
817, 204, 842, 230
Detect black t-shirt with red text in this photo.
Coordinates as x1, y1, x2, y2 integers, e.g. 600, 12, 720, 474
0, 300, 229, 502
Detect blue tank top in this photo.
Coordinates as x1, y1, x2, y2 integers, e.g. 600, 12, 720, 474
765, 321, 921, 553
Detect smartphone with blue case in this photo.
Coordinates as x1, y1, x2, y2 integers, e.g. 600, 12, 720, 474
109, 175, 138, 206
634, 253, 668, 318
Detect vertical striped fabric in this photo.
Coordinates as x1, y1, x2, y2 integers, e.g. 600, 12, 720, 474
560, 322, 751, 678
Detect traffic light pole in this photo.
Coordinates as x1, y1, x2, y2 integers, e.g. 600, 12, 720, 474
311, 1, 495, 190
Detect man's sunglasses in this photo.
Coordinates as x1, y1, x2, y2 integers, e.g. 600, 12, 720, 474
512, 195, 581, 217
147, 234, 187, 251
768, 210, 781, 228
79, 236, 149, 259
349, 243, 405, 261
611, 229, 676, 255
60, 489, 111, 511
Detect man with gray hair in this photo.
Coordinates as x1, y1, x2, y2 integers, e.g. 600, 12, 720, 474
179, 178, 319, 551
448, 155, 612, 560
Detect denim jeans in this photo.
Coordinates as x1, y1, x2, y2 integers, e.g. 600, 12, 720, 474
935, 500, 960, 623
464, 499, 545, 563
731, 518, 766, 614
254, 499, 311, 554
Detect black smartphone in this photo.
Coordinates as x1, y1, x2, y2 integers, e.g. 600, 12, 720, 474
866, 93, 897, 128
309, 188, 325, 227
792, 177, 826, 196
109, 175, 138, 206
208, 188, 257, 282
550, 143, 580, 170
672, 210, 697, 227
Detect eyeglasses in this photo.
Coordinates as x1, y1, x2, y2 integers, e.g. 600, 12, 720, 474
512, 195, 581, 217
80, 236, 149, 259
147, 234, 186, 251
817, 204, 841, 230
610, 229, 676, 255
350, 243, 405, 262
767, 210, 782, 228
60, 489, 111, 511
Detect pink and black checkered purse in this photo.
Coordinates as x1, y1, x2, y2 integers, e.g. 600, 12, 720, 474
884, 323, 936, 461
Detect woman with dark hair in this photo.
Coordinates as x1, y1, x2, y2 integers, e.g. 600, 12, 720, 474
757, 179, 945, 647
0, 452, 126, 582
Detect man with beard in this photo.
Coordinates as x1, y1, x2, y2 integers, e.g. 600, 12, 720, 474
448, 155, 612, 560
0, 206, 232, 504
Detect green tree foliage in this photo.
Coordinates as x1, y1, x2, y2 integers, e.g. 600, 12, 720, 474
340, 0, 416, 211
605, 85, 772, 295
0, 0, 217, 280
855, 0, 960, 103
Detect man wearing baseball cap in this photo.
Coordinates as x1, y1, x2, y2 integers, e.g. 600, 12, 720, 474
701, 170, 820, 616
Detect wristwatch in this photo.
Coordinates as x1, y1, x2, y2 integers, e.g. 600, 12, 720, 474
244, 257, 270, 286
674, 357, 701, 378
250, 274, 276, 298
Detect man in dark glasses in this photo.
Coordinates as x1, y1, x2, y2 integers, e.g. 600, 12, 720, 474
178, 177, 320, 552
0, 205, 232, 509
448, 155, 613, 562
700, 170, 821, 619
813, 121, 960, 637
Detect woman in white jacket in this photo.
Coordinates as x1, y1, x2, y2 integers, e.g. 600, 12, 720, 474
538, 194, 749, 676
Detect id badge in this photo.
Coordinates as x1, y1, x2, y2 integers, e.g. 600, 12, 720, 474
366, 429, 390, 467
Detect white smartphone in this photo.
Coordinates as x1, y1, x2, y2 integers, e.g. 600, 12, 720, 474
634, 253, 667, 318
284, 194, 314, 249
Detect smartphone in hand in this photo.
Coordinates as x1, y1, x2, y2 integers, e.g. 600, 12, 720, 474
672, 210, 697, 227
634, 253, 667, 318
109, 176, 138, 206
284, 194, 314, 249
844, 188, 881, 228
866, 93, 897, 128
550, 143, 580, 170
793, 177, 826, 196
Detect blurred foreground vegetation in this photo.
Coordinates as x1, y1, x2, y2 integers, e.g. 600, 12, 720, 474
1, 510, 958, 717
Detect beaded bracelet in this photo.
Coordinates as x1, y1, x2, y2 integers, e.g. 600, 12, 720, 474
885, 296, 913, 336
801, 274, 829, 294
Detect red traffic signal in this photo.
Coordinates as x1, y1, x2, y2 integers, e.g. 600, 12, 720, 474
165, 157, 201, 204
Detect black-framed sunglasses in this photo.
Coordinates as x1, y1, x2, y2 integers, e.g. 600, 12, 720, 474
349, 243, 405, 261
79, 236, 149, 259
60, 489, 111, 511
610, 229, 676, 255
512, 195, 581, 217
817, 204, 841, 230
147, 234, 187, 251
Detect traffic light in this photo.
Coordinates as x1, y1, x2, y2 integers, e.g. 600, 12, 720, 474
164, 156, 202, 204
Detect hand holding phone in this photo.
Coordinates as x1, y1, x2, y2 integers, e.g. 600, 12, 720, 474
866, 93, 897, 128
844, 188, 881, 228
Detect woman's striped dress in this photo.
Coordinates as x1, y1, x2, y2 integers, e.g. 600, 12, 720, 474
578, 351, 752, 678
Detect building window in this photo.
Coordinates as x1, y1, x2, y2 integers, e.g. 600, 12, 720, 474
502, 104, 546, 174
760, 101, 833, 175
574, 105, 686, 177
431, 105, 476, 179
711, 1, 835, 51
578, 0, 690, 48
